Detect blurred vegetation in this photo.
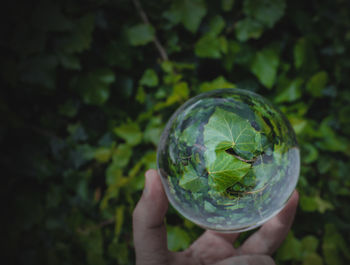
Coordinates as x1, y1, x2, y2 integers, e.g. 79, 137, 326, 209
1, 0, 350, 264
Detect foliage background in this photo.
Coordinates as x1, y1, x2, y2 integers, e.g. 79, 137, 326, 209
1, 0, 350, 264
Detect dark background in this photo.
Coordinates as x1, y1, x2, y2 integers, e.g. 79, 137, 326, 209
1, 0, 350, 264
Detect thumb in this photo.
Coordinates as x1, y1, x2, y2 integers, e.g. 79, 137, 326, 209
133, 169, 169, 265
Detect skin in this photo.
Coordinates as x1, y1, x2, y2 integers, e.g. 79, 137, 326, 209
133, 169, 299, 265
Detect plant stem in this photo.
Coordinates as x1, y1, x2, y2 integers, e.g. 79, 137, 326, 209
131, 0, 169, 61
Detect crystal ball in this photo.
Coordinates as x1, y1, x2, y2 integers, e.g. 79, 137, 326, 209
157, 89, 300, 232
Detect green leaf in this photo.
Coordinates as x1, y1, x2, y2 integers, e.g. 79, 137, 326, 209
165, 82, 190, 105
127, 24, 155, 46
195, 35, 225, 58
179, 164, 206, 192
199, 76, 235, 92
243, 0, 286, 28
209, 15, 226, 36
111, 144, 132, 168
275, 78, 304, 103
251, 47, 280, 89
106, 164, 123, 187
203, 108, 261, 159
94, 146, 113, 163
167, 226, 191, 251
276, 231, 302, 261
289, 116, 308, 135
55, 14, 95, 53
58, 53, 81, 70
235, 18, 264, 42
206, 151, 251, 192
223, 41, 241, 71
164, 0, 207, 33
221, 0, 235, 11
314, 196, 334, 213
181, 121, 201, 147
114, 122, 142, 146
301, 235, 319, 254
293, 38, 318, 72
306, 71, 328, 97
323, 224, 350, 265
139, 69, 159, 87
303, 253, 324, 265
300, 195, 334, 213
318, 117, 349, 153
136, 86, 146, 103
71, 69, 115, 106
143, 117, 163, 146
114, 205, 124, 240
79, 229, 106, 265
302, 143, 319, 164
300, 195, 319, 212
194, 15, 227, 58
204, 200, 216, 213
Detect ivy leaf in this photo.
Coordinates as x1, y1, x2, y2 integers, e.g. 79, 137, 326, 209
221, 0, 235, 12
181, 120, 201, 147
143, 116, 163, 146
139, 69, 158, 87
179, 164, 206, 192
300, 195, 334, 213
203, 108, 261, 159
302, 253, 323, 265
164, 0, 207, 33
111, 144, 132, 169
322, 224, 350, 265
71, 69, 115, 105
306, 71, 328, 98
58, 53, 81, 70
114, 122, 142, 146
193, 16, 226, 58
293, 38, 318, 72
243, 0, 286, 28
275, 78, 304, 103
208, 15, 226, 36
127, 24, 155, 46
55, 14, 95, 53
195, 35, 227, 58
206, 151, 251, 192
301, 235, 319, 254
94, 146, 113, 163
167, 225, 191, 251
235, 18, 264, 42
199, 76, 235, 92
276, 231, 302, 261
251, 47, 280, 89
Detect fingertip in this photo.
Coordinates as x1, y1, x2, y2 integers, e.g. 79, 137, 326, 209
134, 169, 168, 225
293, 189, 299, 202
144, 169, 167, 202
145, 168, 158, 179
282, 189, 299, 217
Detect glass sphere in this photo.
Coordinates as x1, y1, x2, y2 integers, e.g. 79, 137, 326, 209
157, 89, 299, 232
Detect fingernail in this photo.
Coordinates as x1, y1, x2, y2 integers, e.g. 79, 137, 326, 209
143, 171, 152, 197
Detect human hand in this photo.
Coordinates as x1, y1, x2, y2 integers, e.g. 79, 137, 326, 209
133, 169, 299, 265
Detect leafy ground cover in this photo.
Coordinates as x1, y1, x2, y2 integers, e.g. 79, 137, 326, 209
1, 0, 350, 264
